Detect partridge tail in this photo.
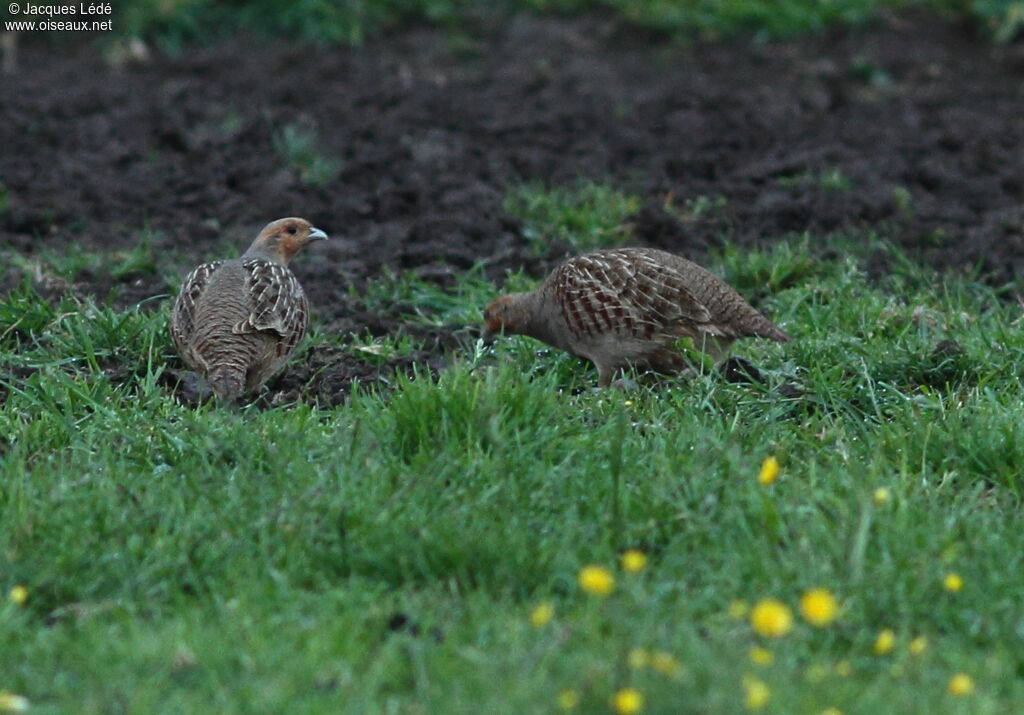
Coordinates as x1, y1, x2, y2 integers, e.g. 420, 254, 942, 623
208, 365, 245, 402
748, 313, 790, 343
762, 323, 791, 343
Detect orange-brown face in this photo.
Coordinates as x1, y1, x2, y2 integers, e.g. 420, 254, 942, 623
257, 217, 328, 263
483, 295, 515, 335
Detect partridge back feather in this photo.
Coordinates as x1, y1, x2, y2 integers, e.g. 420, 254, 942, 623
551, 249, 713, 343
171, 259, 308, 400
549, 248, 789, 344
170, 260, 225, 372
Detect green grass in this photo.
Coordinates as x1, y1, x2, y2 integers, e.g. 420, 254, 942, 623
97, 0, 1024, 49
526, 0, 905, 38
273, 123, 343, 188
504, 181, 641, 254
4, 192, 1024, 711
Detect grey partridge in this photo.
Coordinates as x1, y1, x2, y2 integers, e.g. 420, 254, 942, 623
170, 217, 327, 401
483, 247, 790, 387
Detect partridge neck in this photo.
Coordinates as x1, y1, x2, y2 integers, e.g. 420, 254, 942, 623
520, 288, 559, 347
241, 243, 287, 265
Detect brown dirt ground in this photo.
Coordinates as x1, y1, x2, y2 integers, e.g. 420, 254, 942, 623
2, 11, 1023, 403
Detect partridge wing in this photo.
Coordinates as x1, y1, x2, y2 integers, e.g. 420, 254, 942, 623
236, 259, 309, 358
171, 260, 225, 362
555, 250, 713, 341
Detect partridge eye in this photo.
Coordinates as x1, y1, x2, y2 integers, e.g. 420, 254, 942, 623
286, 225, 298, 235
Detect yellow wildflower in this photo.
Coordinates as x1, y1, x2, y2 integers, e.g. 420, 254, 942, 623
628, 648, 650, 669
557, 689, 580, 710
873, 629, 896, 656
909, 636, 928, 656
578, 565, 615, 596
728, 599, 749, 620
611, 688, 644, 714
805, 663, 829, 683
799, 588, 838, 627
0, 692, 29, 713
943, 573, 963, 592
650, 650, 683, 679
872, 487, 891, 506
820, 709, 844, 715
834, 660, 852, 677
750, 598, 793, 638
621, 550, 647, 573
757, 456, 780, 485
743, 676, 771, 710
530, 602, 554, 628
8, 585, 27, 606
749, 646, 774, 666
947, 673, 975, 696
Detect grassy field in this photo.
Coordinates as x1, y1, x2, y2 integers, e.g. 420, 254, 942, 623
3, 178, 1024, 713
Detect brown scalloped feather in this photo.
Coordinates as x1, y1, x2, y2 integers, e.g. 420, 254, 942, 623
170, 259, 309, 401
484, 247, 790, 387
170, 260, 225, 373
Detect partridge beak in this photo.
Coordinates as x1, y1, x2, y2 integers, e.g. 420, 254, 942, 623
308, 227, 328, 241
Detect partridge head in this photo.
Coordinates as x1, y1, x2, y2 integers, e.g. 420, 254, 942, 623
244, 217, 328, 263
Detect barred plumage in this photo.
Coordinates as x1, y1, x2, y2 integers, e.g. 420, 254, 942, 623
483, 247, 790, 387
170, 217, 327, 402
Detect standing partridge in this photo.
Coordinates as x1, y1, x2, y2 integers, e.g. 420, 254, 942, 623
170, 217, 327, 401
483, 247, 790, 387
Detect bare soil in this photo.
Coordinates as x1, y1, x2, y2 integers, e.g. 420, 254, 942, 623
2, 11, 1022, 402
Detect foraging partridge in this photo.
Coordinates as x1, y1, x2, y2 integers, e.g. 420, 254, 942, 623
170, 217, 327, 401
483, 247, 790, 387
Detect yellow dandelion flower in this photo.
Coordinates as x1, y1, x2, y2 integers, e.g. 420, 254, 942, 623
750, 598, 793, 638
0, 692, 29, 713
650, 650, 684, 679
820, 708, 844, 715
749, 646, 774, 666
943, 573, 963, 592
728, 599, 749, 620
611, 687, 644, 714
805, 663, 829, 683
872, 487, 891, 506
557, 689, 581, 710
909, 636, 928, 656
834, 660, 853, 677
621, 550, 647, 573
947, 673, 975, 696
530, 601, 554, 628
628, 647, 650, 669
578, 565, 615, 596
8, 585, 27, 606
624, 400, 634, 407
799, 588, 839, 627
743, 676, 771, 710
873, 629, 896, 656
757, 456, 780, 486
